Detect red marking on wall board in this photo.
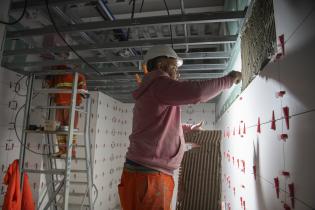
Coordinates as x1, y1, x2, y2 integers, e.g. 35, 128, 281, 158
274, 177, 280, 198
283, 106, 290, 129
243, 123, 246, 134
288, 183, 295, 208
283, 203, 291, 210
280, 134, 288, 141
276, 91, 286, 98
257, 117, 261, 133
271, 111, 276, 130
282, 171, 290, 177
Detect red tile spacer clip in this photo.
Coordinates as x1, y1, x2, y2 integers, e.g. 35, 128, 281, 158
283, 203, 291, 210
276, 34, 285, 59
271, 111, 276, 130
280, 134, 288, 141
288, 183, 295, 208
282, 171, 290, 177
257, 117, 261, 133
227, 128, 230, 138
241, 160, 245, 173
279, 34, 285, 56
274, 177, 280, 198
276, 91, 286, 98
253, 165, 257, 180
243, 123, 246, 134
283, 106, 290, 130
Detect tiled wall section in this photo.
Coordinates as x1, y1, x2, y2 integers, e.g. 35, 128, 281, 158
216, 1, 315, 210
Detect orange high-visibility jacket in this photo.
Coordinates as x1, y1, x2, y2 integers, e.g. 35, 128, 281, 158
47, 67, 87, 105
3, 160, 35, 210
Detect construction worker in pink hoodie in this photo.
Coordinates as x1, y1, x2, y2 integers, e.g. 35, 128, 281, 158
118, 45, 242, 210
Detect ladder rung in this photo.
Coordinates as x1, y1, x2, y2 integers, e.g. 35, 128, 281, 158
32, 105, 84, 110
71, 169, 88, 173
71, 181, 88, 185
58, 192, 88, 197
52, 144, 86, 148
53, 180, 88, 185
33, 88, 89, 94
23, 169, 87, 174
24, 130, 84, 135
50, 156, 87, 161
23, 169, 65, 174
56, 203, 90, 208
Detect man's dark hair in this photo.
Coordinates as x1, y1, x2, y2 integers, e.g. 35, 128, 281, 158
146, 56, 168, 72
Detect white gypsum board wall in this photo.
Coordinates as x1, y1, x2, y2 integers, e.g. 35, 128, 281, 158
216, 0, 315, 209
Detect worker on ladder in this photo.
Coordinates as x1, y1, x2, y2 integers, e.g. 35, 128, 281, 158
46, 52, 87, 158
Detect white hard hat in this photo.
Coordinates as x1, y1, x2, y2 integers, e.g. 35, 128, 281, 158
144, 45, 183, 67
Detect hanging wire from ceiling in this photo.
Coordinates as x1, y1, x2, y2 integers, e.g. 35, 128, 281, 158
139, 0, 145, 13
0, 0, 28, 25
126, 0, 137, 41
44, 0, 104, 76
162, 0, 174, 49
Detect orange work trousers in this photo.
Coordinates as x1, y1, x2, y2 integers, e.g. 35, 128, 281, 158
55, 109, 79, 128
118, 169, 174, 210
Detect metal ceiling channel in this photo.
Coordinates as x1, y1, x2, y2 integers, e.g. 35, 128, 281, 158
6, 11, 245, 38
4, 52, 229, 68
4, 0, 246, 102
4, 35, 237, 56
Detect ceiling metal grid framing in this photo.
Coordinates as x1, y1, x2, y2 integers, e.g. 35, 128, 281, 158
3, 0, 246, 102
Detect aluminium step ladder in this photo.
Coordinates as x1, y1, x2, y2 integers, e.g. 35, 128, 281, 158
18, 72, 97, 210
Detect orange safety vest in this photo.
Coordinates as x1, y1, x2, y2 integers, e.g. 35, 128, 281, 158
47, 67, 87, 105
3, 160, 35, 210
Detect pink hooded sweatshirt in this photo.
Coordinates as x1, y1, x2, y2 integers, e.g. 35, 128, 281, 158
126, 70, 234, 175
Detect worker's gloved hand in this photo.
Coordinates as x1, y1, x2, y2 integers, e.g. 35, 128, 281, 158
228, 70, 242, 84
191, 121, 203, 131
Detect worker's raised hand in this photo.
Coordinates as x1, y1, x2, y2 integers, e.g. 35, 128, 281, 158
228, 70, 242, 84
191, 121, 203, 131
